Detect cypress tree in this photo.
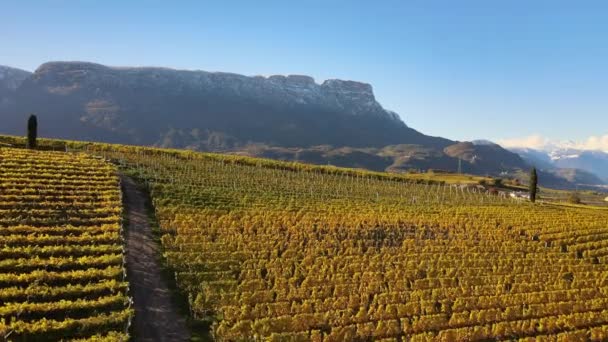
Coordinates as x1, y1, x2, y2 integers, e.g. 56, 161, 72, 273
26, 114, 37, 149
529, 167, 538, 203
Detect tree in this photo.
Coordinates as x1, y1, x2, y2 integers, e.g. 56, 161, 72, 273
529, 167, 538, 202
26, 114, 38, 149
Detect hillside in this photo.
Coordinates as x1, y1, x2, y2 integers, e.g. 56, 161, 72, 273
509, 147, 556, 170
5, 61, 450, 149
0, 65, 31, 132
546, 168, 606, 186
0, 148, 132, 340
233, 142, 531, 175
75, 141, 608, 340
4, 139, 608, 340
511, 147, 608, 187
0, 61, 537, 182
552, 150, 608, 182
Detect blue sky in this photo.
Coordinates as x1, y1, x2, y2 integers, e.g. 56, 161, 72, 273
2, 1, 607, 146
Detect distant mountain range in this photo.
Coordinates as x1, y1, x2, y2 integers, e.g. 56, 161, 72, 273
0, 61, 602, 190
510, 147, 608, 185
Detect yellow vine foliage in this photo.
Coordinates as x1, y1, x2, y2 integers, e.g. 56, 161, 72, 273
80, 143, 608, 341
0, 148, 132, 341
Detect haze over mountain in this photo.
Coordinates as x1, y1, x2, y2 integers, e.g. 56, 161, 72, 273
0, 65, 31, 115
511, 147, 608, 184
0, 61, 593, 189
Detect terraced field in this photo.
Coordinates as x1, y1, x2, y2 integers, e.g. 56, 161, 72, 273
0, 148, 132, 341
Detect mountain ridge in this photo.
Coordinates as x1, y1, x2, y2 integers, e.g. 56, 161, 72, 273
2, 60, 580, 187
31, 61, 401, 121
8, 61, 456, 149
510, 147, 608, 183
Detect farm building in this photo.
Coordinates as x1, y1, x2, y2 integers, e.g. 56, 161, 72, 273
510, 191, 530, 200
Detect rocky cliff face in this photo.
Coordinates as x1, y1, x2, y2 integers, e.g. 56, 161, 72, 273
30, 61, 398, 120
4, 61, 450, 148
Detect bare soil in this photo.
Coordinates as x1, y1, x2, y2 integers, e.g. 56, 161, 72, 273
121, 175, 191, 342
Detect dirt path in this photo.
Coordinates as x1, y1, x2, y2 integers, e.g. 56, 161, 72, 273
121, 175, 191, 342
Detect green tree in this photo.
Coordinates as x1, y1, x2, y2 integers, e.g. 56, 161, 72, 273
27, 114, 38, 149
529, 167, 538, 202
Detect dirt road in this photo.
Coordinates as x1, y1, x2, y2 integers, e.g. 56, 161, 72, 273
121, 175, 190, 342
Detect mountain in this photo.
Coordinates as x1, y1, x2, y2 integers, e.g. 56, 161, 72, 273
0, 65, 32, 133
1, 61, 533, 182
509, 147, 608, 187
471, 139, 496, 146
233, 142, 529, 175
444, 141, 528, 173
6, 61, 454, 149
546, 168, 606, 186
551, 150, 608, 182
510, 147, 555, 170
0, 65, 31, 91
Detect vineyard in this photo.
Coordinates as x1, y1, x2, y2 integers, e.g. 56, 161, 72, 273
85, 145, 608, 341
3, 136, 608, 341
0, 147, 132, 341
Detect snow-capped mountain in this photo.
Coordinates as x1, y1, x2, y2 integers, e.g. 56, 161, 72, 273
509, 146, 608, 183
549, 150, 581, 161
551, 150, 608, 182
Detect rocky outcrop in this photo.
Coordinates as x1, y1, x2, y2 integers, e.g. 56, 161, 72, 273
29, 61, 396, 120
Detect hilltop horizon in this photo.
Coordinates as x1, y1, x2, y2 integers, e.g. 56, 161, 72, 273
2, 60, 607, 188
3, 61, 607, 153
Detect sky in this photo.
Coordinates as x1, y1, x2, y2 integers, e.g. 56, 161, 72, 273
2, 1, 607, 149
